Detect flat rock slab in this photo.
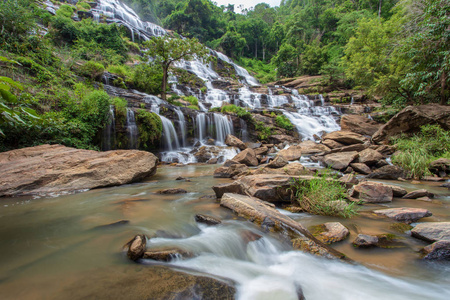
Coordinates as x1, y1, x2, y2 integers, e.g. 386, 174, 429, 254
403, 189, 434, 199
374, 207, 432, 223
0, 144, 158, 197
278, 145, 302, 161
323, 151, 359, 170
350, 182, 393, 203
411, 222, 450, 242
322, 130, 367, 145
220, 193, 348, 260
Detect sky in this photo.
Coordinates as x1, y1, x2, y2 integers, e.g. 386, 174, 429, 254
213, 0, 282, 12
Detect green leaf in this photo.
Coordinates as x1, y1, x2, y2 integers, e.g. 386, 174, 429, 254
0, 83, 11, 91
0, 56, 21, 65
0, 76, 23, 90
21, 107, 41, 120
0, 89, 18, 103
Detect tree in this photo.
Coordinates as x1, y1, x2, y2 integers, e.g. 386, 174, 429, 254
272, 43, 298, 78
143, 36, 208, 100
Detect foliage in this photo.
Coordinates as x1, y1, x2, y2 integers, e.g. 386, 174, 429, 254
391, 124, 450, 178
183, 95, 198, 106
135, 109, 162, 150
275, 115, 294, 131
131, 62, 163, 95
255, 121, 272, 141
291, 173, 358, 218
111, 97, 128, 117
143, 36, 208, 100
76, 61, 105, 80
219, 104, 253, 121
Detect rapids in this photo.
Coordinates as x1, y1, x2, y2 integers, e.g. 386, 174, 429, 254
0, 165, 449, 299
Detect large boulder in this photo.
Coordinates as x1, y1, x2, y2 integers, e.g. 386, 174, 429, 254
0, 144, 158, 197
374, 207, 432, 223
220, 193, 348, 260
225, 134, 247, 150
421, 241, 450, 260
322, 139, 344, 149
231, 148, 258, 166
402, 189, 434, 199
357, 148, 384, 166
212, 182, 244, 198
269, 134, 297, 144
313, 222, 350, 244
372, 104, 450, 144
323, 151, 359, 170
349, 181, 393, 203
267, 155, 289, 168
429, 158, 450, 176
367, 165, 406, 180
322, 130, 367, 145
278, 145, 302, 161
298, 140, 330, 154
352, 234, 379, 248
411, 222, 450, 242
350, 163, 372, 175
213, 164, 248, 178
340, 115, 381, 136
127, 234, 147, 261
237, 174, 295, 202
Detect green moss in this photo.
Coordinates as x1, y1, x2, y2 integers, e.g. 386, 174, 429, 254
390, 223, 413, 233
136, 109, 162, 150
275, 115, 294, 131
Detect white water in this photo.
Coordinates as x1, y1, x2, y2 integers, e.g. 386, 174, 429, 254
174, 108, 187, 147
125, 108, 138, 149
102, 105, 116, 150
160, 115, 180, 151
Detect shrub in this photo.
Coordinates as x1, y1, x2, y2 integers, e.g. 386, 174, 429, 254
255, 121, 272, 141
107, 65, 131, 78
183, 95, 198, 106
111, 97, 127, 117
275, 115, 294, 131
77, 60, 105, 80
135, 109, 162, 150
220, 104, 253, 121
291, 174, 358, 218
131, 62, 163, 95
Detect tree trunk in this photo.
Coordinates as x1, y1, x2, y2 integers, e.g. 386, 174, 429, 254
162, 65, 168, 101
255, 39, 258, 59
441, 71, 447, 105
378, 0, 382, 18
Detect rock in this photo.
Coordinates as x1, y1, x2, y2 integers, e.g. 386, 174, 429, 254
158, 188, 187, 194
267, 155, 289, 168
231, 148, 258, 166
212, 182, 244, 198
322, 139, 344, 149
323, 151, 359, 170
269, 134, 296, 144
220, 193, 348, 259
382, 184, 408, 197
322, 130, 367, 145
93, 220, 129, 230
237, 174, 295, 202
340, 114, 381, 136
225, 134, 247, 150
352, 234, 379, 248
440, 182, 450, 189
223, 159, 239, 167
313, 222, 350, 244
245, 142, 262, 149
372, 104, 450, 144
143, 248, 193, 261
421, 241, 450, 260
344, 166, 354, 174
126, 234, 147, 261
402, 189, 434, 199
327, 143, 368, 154
278, 145, 302, 161
350, 182, 393, 203
194, 146, 213, 162
374, 159, 389, 168
282, 163, 308, 176
429, 158, 450, 175
254, 146, 269, 156
206, 139, 216, 145
176, 176, 186, 181
298, 140, 330, 154
0, 144, 158, 197
77, 10, 94, 19
375, 145, 397, 156
207, 158, 219, 164
213, 164, 248, 178
411, 222, 450, 242
350, 163, 372, 175
357, 149, 384, 166
416, 196, 433, 202
195, 214, 222, 226
338, 174, 360, 187
374, 208, 432, 223
367, 165, 406, 180
422, 176, 445, 182
240, 230, 263, 243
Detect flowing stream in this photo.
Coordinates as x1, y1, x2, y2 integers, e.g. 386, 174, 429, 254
0, 165, 449, 299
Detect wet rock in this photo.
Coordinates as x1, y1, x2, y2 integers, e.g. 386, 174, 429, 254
382, 184, 407, 197
194, 146, 213, 162
338, 174, 360, 187
220, 193, 348, 260
350, 163, 372, 175
0, 144, 158, 197
212, 182, 244, 198
352, 234, 379, 248
267, 155, 289, 168
416, 196, 433, 202
429, 158, 450, 175
349, 182, 393, 203
344, 166, 354, 174
195, 214, 222, 226
254, 146, 269, 156
126, 234, 147, 261
231, 148, 258, 166
313, 222, 350, 244
367, 165, 406, 180
298, 140, 330, 154
422, 176, 445, 182
206, 139, 216, 145
322, 130, 367, 145
93, 220, 129, 230
240, 230, 263, 243
207, 158, 219, 164
326, 143, 368, 154
176, 176, 186, 181
278, 145, 302, 161
374, 145, 397, 156
440, 182, 450, 189
374, 207, 432, 223
223, 159, 239, 167
322, 139, 344, 149
225, 134, 247, 150
421, 241, 450, 260
357, 148, 384, 166
411, 222, 450, 242
372, 104, 450, 144
237, 174, 294, 202
143, 248, 193, 261
158, 188, 187, 194
402, 189, 434, 199
374, 159, 389, 168
245, 142, 262, 149
340, 114, 381, 136
282, 163, 308, 176
269, 134, 296, 144
213, 164, 248, 178
323, 151, 359, 170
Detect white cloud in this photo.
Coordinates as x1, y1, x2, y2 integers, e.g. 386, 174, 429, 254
212, 0, 282, 12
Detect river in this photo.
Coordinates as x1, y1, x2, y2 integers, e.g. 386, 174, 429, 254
0, 164, 449, 299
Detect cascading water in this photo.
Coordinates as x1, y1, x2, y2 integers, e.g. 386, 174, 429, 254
213, 114, 234, 145
126, 108, 138, 149
101, 105, 116, 150
159, 115, 180, 151
174, 108, 187, 147
239, 118, 249, 142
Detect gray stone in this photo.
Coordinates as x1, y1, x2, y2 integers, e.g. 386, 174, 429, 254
353, 234, 379, 247
231, 148, 259, 166
267, 155, 289, 168
422, 240, 450, 260
403, 189, 434, 199
322, 130, 367, 145
411, 222, 450, 242
323, 151, 359, 170
278, 145, 302, 161
350, 163, 372, 175
350, 182, 393, 203
374, 207, 432, 223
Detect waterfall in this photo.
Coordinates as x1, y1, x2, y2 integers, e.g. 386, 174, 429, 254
174, 108, 187, 147
213, 113, 233, 145
267, 88, 289, 107
126, 108, 138, 149
102, 105, 116, 151
239, 118, 249, 142
160, 115, 180, 151
195, 113, 207, 142
237, 87, 261, 109
212, 50, 260, 86
204, 82, 230, 108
